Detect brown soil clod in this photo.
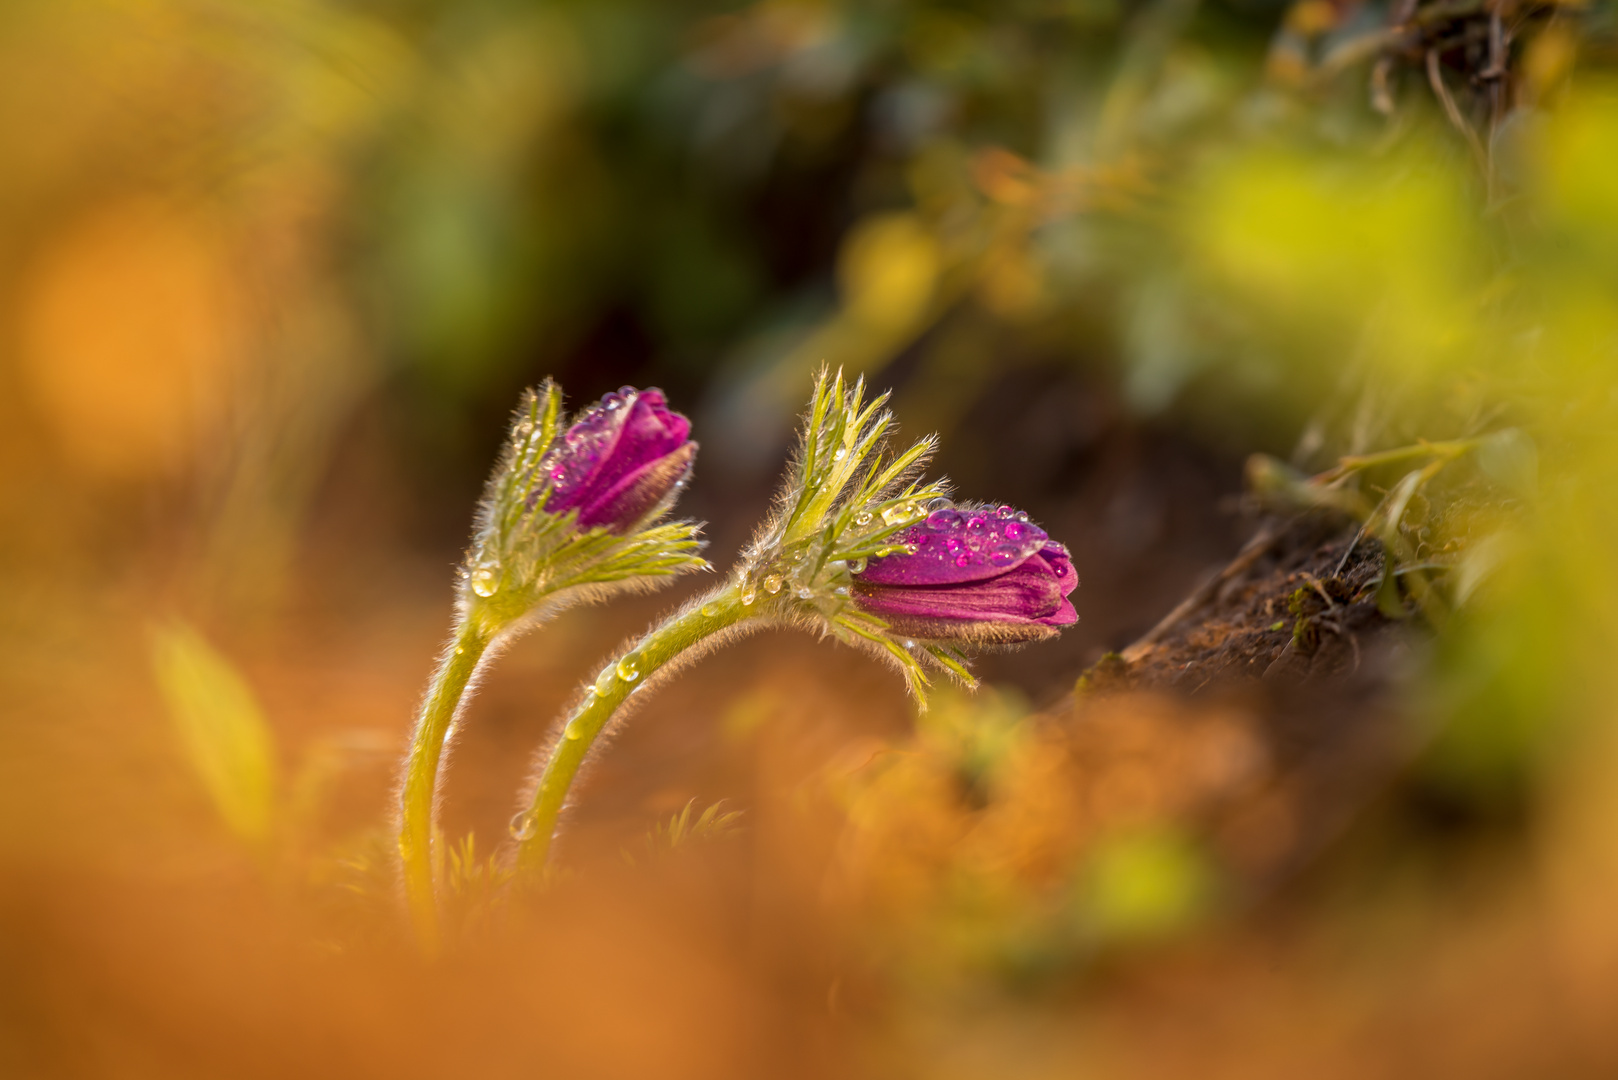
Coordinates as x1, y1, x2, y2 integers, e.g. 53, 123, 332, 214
1056, 510, 1428, 890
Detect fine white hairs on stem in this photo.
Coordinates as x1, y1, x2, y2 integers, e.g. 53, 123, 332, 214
508, 368, 1018, 879
398, 381, 708, 950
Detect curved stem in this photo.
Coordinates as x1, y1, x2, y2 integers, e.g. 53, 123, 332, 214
398, 618, 495, 953
514, 584, 755, 876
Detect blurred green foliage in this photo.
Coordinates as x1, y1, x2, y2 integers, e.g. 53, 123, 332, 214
149, 621, 278, 844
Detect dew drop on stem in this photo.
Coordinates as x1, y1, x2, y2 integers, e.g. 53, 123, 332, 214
509, 810, 538, 841
471, 563, 500, 597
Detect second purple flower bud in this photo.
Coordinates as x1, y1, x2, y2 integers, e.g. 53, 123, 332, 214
851, 503, 1078, 642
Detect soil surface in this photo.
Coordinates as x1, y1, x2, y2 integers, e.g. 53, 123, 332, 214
1051, 510, 1425, 892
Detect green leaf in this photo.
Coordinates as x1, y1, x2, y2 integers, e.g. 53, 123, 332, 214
149, 621, 278, 843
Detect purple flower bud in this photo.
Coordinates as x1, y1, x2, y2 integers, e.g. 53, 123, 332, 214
541, 386, 696, 532
852, 504, 1077, 641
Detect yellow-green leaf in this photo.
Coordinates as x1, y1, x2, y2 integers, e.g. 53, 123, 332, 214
149, 621, 278, 843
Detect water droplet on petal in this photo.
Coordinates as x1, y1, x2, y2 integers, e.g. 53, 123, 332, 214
763, 574, 783, 595
1004, 521, 1026, 542
1015, 511, 1029, 523
927, 496, 953, 512
509, 810, 538, 841
945, 538, 965, 555
966, 516, 988, 534
989, 545, 1020, 567
847, 557, 867, 574
602, 393, 623, 411
955, 553, 974, 568
998, 505, 1015, 515
925, 508, 961, 531
616, 655, 641, 682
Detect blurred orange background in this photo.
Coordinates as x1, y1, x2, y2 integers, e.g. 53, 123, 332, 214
5, 0, 1618, 1076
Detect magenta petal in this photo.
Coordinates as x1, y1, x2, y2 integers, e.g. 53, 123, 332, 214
850, 507, 1078, 642
858, 507, 1049, 586
541, 387, 696, 533
1039, 594, 1078, 627
576, 442, 696, 529
1041, 542, 1078, 595
854, 551, 1065, 623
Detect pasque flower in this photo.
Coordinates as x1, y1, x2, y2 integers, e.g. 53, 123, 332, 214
540, 387, 696, 532
398, 382, 705, 951
852, 505, 1077, 641
509, 371, 1079, 881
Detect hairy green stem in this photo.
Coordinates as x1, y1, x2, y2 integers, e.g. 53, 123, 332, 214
398, 618, 495, 952
514, 585, 756, 876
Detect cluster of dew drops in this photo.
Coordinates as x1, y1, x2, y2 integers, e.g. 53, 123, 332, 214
879, 502, 1046, 577
730, 495, 938, 608
539, 387, 641, 507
